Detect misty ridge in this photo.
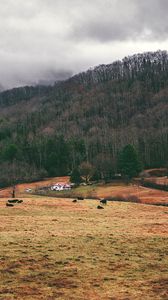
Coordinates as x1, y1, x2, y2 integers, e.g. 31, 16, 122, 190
0, 50, 167, 186
1, 0, 168, 90
1, 49, 168, 91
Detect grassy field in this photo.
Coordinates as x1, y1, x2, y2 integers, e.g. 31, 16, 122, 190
0, 177, 69, 198
1, 175, 168, 206
0, 195, 168, 300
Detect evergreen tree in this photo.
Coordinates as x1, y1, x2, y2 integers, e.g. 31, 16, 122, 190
70, 167, 81, 184
118, 144, 142, 179
4, 144, 18, 161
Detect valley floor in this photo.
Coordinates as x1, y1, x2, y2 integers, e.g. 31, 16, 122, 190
0, 196, 168, 299
1, 176, 168, 206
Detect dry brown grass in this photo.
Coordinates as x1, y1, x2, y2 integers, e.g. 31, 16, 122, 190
0, 176, 70, 198
0, 195, 168, 299
96, 184, 168, 205
146, 176, 168, 186
1, 176, 168, 206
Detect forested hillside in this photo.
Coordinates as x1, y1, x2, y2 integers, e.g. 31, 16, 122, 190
0, 50, 168, 186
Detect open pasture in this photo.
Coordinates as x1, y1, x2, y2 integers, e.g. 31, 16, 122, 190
0, 177, 69, 198
1, 176, 168, 206
18, 180, 168, 206
0, 195, 168, 299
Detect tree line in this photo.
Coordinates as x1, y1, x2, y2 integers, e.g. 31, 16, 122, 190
0, 135, 142, 187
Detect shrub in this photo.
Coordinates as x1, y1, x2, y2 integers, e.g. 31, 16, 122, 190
104, 194, 140, 203
126, 195, 141, 203
104, 195, 126, 202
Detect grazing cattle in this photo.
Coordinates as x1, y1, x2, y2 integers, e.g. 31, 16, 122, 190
8, 199, 19, 203
100, 199, 107, 205
6, 203, 14, 207
8, 199, 23, 204
72, 199, 77, 203
97, 205, 104, 209
77, 196, 84, 200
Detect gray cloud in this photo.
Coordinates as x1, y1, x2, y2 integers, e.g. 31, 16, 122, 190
72, 0, 168, 42
0, 0, 168, 89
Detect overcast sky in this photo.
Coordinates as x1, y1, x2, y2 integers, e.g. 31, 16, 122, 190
1, 0, 168, 89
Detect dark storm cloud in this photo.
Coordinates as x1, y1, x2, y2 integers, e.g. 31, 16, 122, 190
0, 0, 168, 89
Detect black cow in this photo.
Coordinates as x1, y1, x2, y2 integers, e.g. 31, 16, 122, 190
77, 196, 84, 200
100, 199, 107, 205
8, 199, 23, 204
97, 205, 104, 209
6, 203, 14, 207
8, 199, 19, 203
17, 200, 23, 203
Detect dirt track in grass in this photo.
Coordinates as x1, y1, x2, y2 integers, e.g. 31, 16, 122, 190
0, 196, 168, 299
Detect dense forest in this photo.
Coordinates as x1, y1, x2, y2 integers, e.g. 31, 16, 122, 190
0, 50, 168, 186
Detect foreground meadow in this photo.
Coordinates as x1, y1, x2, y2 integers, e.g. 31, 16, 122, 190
0, 196, 168, 300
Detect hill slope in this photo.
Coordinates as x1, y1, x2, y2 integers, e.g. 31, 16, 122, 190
0, 50, 168, 185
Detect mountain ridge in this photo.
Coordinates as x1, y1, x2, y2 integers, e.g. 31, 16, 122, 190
0, 50, 167, 186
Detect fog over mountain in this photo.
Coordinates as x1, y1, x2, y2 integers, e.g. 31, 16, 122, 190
1, 0, 168, 89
